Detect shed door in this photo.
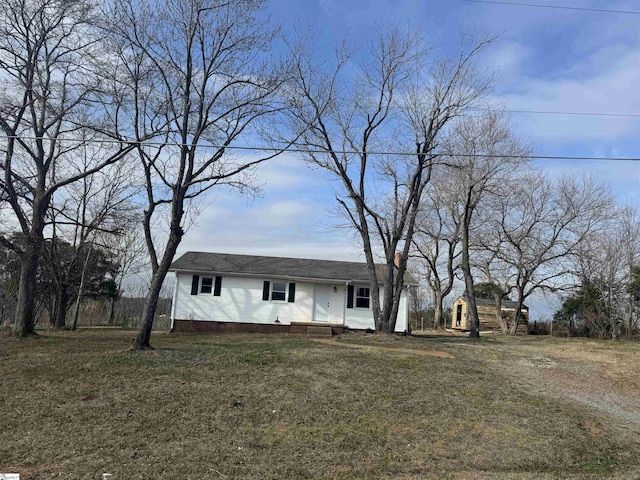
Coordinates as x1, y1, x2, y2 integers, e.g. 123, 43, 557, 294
314, 285, 331, 322
456, 304, 462, 327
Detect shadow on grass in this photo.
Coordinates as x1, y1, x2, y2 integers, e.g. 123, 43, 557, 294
411, 333, 489, 343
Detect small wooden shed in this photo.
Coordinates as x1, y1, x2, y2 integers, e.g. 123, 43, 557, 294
452, 296, 529, 333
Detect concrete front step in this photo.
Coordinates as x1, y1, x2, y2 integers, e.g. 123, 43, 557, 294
306, 325, 333, 337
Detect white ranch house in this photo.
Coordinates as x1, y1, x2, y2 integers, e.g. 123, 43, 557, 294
169, 252, 416, 334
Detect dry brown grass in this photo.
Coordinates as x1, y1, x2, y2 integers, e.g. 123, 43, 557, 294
1, 329, 640, 479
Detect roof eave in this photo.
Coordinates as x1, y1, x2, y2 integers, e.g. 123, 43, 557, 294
170, 267, 417, 286
170, 268, 365, 284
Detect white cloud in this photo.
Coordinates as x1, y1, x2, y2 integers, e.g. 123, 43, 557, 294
533, 159, 640, 204
252, 153, 321, 189
483, 41, 531, 83
174, 154, 365, 262
494, 46, 640, 144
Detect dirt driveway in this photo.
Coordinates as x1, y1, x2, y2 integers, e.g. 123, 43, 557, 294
481, 339, 640, 433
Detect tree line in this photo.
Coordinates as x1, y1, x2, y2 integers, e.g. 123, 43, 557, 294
1, 0, 634, 347
550, 207, 640, 338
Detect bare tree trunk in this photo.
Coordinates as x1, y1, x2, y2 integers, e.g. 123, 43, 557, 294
381, 264, 396, 333
629, 287, 634, 339
381, 259, 401, 333
71, 249, 92, 331
464, 280, 480, 337
461, 214, 479, 337
433, 291, 443, 330
132, 249, 176, 349
12, 192, 51, 337
493, 292, 508, 334
71, 295, 82, 331
569, 314, 574, 337
381, 242, 414, 334
629, 256, 635, 338
386, 284, 402, 334
509, 288, 526, 335
509, 313, 519, 335
607, 272, 618, 340
13, 245, 39, 337
53, 286, 69, 329
133, 213, 183, 349
108, 297, 117, 326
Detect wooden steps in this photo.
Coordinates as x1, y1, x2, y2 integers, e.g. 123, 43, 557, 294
306, 325, 333, 338
290, 321, 343, 336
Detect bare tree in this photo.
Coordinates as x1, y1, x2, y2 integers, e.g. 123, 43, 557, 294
406, 273, 427, 331
0, 0, 134, 336
0, 239, 21, 326
491, 174, 615, 334
106, 0, 288, 349
412, 173, 461, 329
282, 25, 494, 333
442, 112, 529, 337
43, 143, 137, 329
104, 227, 148, 326
618, 206, 640, 336
472, 235, 516, 334
569, 207, 638, 339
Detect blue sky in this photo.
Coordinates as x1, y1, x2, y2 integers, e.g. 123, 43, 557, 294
175, 0, 640, 317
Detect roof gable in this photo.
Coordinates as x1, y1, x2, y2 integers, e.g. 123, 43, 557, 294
170, 251, 418, 285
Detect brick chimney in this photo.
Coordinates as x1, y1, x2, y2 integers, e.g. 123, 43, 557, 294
394, 251, 402, 268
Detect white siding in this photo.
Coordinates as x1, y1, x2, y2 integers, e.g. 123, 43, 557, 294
344, 287, 376, 330
172, 272, 409, 333
343, 286, 409, 333
395, 289, 408, 333
170, 272, 179, 330
173, 273, 314, 325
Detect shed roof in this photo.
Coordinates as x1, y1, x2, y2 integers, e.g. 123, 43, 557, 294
170, 251, 418, 285
457, 296, 529, 310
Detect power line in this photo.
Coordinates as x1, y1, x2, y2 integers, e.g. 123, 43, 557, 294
346, 103, 640, 119
2, 134, 640, 162
460, 0, 640, 14
324, 104, 640, 119
474, 108, 640, 118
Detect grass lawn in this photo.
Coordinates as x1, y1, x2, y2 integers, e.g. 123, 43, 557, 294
2, 329, 640, 479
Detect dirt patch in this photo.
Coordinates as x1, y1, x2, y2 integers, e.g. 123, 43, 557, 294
310, 338, 454, 358
519, 356, 557, 368
485, 340, 640, 434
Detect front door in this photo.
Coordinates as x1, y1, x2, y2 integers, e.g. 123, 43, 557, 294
329, 285, 345, 324
314, 285, 331, 322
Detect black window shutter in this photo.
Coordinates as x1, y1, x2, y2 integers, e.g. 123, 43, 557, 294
214, 276, 222, 296
262, 281, 270, 301
288, 283, 296, 303
347, 285, 354, 308
191, 275, 200, 295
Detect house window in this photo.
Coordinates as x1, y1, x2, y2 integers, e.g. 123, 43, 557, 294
271, 282, 286, 301
356, 287, 370, 308
200, 277, 213, 294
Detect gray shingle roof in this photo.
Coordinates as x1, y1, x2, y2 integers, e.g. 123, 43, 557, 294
170, 251, 418, 285
462, 296, 529, 310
